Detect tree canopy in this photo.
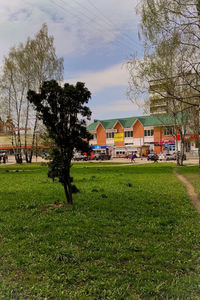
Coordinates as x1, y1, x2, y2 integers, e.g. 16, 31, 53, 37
0, 24, 63, 163
127, 0, 200, 167
28, 80, 92, 204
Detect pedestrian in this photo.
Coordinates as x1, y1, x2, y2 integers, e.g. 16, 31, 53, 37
3, 154, 6, 164
131, 153, 135, 163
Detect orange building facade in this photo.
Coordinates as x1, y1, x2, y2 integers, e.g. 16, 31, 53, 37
87, 115, 199, 157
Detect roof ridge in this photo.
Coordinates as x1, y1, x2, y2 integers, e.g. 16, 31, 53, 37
87, 113, 177, 130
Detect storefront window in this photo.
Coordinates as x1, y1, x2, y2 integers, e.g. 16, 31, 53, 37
144, 129, 154, 136
125, 131, 133, 138
106, 132, 114, 139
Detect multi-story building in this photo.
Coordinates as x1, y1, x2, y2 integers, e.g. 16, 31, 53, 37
149, 74, 200, 115
87, 114, 199, 157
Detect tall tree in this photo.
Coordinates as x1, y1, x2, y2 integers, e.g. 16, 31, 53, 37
127, 0, 200, 167
0, 24, 63, 163
28, 80, 92, 205
127, 42, 193, 165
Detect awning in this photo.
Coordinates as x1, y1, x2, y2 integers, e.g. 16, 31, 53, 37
92, 145, 107, 150
160, 139, 175, 145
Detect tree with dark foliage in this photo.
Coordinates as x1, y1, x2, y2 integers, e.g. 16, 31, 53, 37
28, 80, 92, 204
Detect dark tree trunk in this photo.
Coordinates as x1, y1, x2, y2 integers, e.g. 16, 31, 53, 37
63, 177, 73, 205
62, 166, 73, 204
11, 130, 23, 164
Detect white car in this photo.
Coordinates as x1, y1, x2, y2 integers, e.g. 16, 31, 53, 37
73, 153, 88, 161
159, 153, 176, 161
159, 153, 166, 161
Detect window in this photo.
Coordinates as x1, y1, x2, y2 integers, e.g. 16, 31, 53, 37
91, 133, 97, 140
164, 127, 174, 136
144, 129, 154, 137
106, 132, 114, 139
124, 131, 133, 138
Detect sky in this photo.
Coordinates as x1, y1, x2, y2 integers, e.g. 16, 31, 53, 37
0, 0, 144, 122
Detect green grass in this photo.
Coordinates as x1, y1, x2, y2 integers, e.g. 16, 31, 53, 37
0, 163, 200, 299
72, 161, 131, 167
176, 165, 200, 199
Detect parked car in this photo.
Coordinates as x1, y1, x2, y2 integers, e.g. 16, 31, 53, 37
147, 153, 159, 161
165, 153, 176, 161
159, 153, 166, 161
159, 153, 176, 161
73, 153, 88, 161
115, 151, 126, 158
159, 152, 186, 161
95, 153, 111, 160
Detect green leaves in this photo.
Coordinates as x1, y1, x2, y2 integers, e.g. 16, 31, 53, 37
28, 80, 92, 204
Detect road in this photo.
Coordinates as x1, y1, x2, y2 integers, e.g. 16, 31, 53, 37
1, 156, 199, 166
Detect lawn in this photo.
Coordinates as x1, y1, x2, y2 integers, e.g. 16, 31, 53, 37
0, 163, 200, 299
176, 165, 200, 199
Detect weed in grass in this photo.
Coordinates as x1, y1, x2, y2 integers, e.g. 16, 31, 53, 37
126, 183, 133, 187
71, 185, 80, 194
101, 194, 108, 199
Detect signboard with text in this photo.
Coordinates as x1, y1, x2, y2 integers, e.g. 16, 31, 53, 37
114, 133, 124, 142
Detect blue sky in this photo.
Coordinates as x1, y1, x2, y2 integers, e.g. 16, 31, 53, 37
0, 0, 144, 122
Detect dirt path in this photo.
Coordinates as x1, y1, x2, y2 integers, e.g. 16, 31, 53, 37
174, 170, 200, 213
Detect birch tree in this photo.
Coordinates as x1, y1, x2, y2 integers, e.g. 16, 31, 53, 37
0, 24, 63, 163
128, 0, 200, 167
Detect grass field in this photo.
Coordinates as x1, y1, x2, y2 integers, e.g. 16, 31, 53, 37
0, 163, 200, 299
176, 165, 200, 199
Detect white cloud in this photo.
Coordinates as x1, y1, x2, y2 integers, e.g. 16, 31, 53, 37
67, 63, 129, 93
92, 99, 138, 113
0, 0, 140, 63
89, 98, 143, 120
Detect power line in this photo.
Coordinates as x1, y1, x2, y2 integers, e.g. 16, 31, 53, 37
58, 0, 136, 51
51, 0, 128, 51
61, 0, 141, 51
86, 0, 142, 48
50, 0, 140, 53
